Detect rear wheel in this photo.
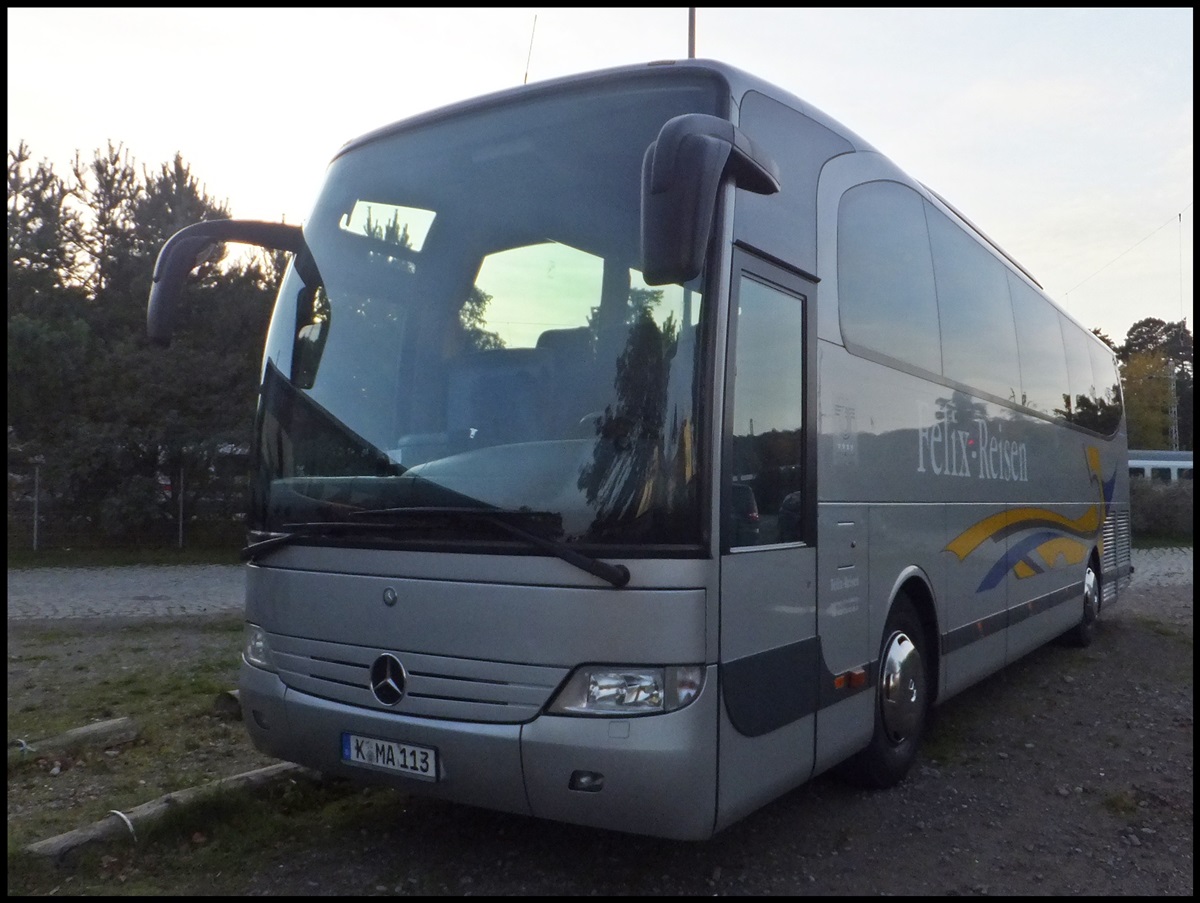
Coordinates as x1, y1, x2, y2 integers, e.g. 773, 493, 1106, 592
1061, 561, 1100, 648
841, 596, 929, 789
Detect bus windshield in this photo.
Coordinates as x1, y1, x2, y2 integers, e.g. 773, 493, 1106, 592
250, 75, 721, 549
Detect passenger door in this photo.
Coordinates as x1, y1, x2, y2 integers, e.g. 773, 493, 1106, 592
715, 249, 818, 829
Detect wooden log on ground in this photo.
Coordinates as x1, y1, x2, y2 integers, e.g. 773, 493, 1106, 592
25, 761, 312, 859
8, 716, 139, 766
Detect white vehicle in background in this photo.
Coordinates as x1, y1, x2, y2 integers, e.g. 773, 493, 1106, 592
1128, 449, 1193, 483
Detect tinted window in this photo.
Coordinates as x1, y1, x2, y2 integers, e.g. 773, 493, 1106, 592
1087, 337, 1123, 435
1060, 316, 1097, 426
926, 205, 1020, 402
837, 180, 1119, 435
838, 181, 941, 375
252, 75, 721, 546
1008, 273, 1070, 416
727, 274, 806, 546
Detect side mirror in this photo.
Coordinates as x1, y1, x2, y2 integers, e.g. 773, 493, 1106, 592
147, 220, 306, 346
640, 113, 780, 286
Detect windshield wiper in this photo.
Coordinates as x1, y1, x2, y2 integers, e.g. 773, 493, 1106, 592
240, 522, 384, 562
242, 507, 631, 588
355, 506, 631, 588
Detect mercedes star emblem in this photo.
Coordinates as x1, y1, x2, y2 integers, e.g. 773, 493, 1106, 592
369, 653, 407, 706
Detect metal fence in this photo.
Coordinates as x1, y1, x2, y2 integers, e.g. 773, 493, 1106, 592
7, 465, 246, 554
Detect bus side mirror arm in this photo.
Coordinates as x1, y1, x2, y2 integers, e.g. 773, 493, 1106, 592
640, 113, 781, 286
147, 219, 307, 346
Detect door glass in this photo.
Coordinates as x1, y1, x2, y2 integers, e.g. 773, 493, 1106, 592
727, 274, 806, 546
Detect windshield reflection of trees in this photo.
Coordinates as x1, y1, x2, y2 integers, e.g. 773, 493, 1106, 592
281, 208, 707, 543
577, 288, 698, 542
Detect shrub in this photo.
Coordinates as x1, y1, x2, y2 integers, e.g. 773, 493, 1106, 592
1130, 478, 1193, 540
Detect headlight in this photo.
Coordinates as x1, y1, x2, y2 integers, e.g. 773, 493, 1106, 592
548, 665, 703, 716
243, 623, 275, 671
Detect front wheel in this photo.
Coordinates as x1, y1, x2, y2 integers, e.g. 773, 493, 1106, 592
840, 596, 929, 789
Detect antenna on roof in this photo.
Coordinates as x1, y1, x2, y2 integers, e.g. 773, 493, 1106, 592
688, 8, 695, 58
524, 14, 538, 85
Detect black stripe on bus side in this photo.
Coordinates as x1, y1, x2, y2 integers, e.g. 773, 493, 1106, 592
941, 610, 1007, 655
721, 636, 880, 737
720, 638, 821, 737
724, 578, 1090, 737
1006, 583, 1079, 626
942, 584, 1082, 655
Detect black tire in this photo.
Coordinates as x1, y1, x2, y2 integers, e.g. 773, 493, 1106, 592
840, 596, 930, 789
1060, 560, 1100, 648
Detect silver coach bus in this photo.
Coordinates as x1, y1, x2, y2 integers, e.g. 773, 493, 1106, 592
147, 59, 1132, 840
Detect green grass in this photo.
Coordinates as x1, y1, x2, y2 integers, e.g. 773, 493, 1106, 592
1131, 534, 1193, 550
8, 618, 253, 824
1101, 788, 1140, 819
5, 611, 416, 894
6, 776, 394, 895
5, 585, 405, 895
1128, 614, 1190, 639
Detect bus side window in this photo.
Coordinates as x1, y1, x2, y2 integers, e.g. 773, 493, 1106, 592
1129, 467, 1146, 480
725, 273, 806, 547
1151, 467, 1172, 483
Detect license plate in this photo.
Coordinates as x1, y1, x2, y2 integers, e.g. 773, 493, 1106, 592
342, 732, 438, 782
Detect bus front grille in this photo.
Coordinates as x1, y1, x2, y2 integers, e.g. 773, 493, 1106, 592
267, 634, 568, 724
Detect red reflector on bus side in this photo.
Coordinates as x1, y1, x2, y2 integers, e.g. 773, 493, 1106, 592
834, 668, 868, 691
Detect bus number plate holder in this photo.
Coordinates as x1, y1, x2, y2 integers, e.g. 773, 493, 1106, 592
342, 732, 438, 782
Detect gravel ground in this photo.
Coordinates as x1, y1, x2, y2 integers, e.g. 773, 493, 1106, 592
6, 564, 244, 620
6, 548, 1193, 895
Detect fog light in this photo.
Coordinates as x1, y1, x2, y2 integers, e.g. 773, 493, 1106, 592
569, 770, 604, 792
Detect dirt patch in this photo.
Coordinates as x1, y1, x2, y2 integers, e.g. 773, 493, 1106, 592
7, 584, 1193, 895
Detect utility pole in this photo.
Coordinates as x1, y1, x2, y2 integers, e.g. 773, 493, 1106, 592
1166, 358, 1180, 451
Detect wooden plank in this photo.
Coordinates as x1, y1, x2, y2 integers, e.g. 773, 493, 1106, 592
9, 716, 138, 766
25, 761, 312, 858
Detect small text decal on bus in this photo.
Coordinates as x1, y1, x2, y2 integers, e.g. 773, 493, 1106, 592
917, 403, 1028, 482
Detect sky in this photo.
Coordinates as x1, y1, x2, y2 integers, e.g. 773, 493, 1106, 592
7, 7, 1193, 345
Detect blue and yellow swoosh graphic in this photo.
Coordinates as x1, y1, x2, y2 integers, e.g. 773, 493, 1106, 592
946, 447, 1115, 592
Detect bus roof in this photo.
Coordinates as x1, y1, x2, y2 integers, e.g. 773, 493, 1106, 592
333, 59, 879, 163
326, 57, 1111, 358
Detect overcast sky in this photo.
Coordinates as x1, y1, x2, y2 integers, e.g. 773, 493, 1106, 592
7, 7, 1193, 344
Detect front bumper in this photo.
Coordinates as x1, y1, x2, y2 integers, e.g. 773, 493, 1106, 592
240, 660, 720, 840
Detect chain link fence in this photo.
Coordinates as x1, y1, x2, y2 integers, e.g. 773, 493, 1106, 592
7, 463, 247, 555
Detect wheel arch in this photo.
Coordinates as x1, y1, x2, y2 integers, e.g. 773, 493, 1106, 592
884, 567, 940, 705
